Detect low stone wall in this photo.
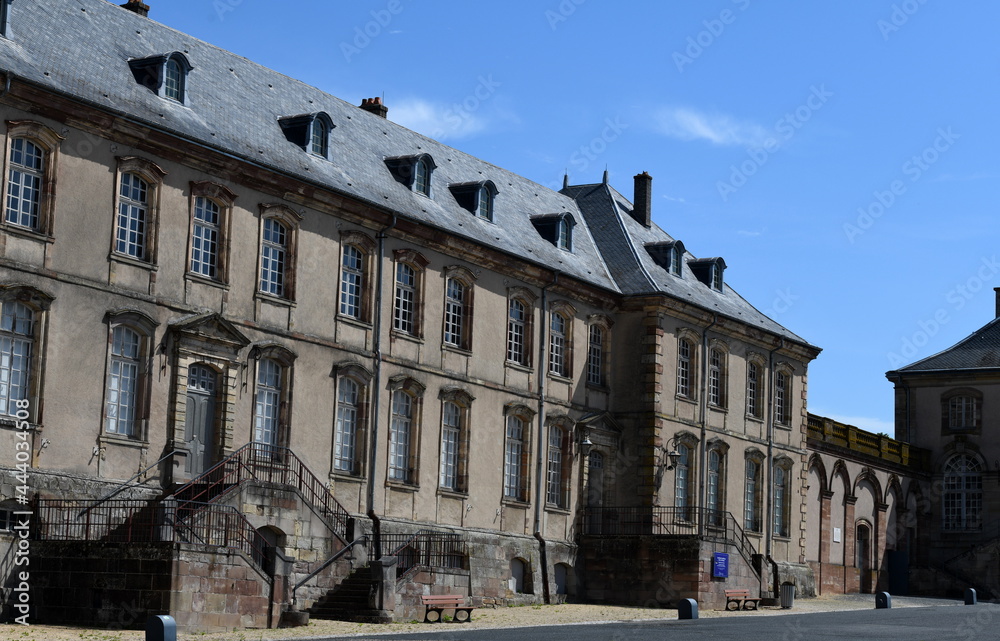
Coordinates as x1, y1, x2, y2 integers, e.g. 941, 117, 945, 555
30, 540, 173, 628
579, 535, 762, 611
808, 561, 863, 595
396, 567, 470, 621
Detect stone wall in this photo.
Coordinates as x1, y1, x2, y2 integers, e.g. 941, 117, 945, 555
395, 567, 471, 621
580, 535, 762, 611
30, 540, 174, 628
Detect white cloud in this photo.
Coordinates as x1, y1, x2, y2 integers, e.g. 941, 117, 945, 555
933, 171, 992, 183
737, 229, 762, 237
653, 107, 769, 147
662, 194, 686, 203
391, 97, 490, 141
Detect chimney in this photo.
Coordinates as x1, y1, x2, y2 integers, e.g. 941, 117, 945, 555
359, 97, 388, 119
632, 171, 652, 227
994, 287, 1000, 318
120, 1, 150, 17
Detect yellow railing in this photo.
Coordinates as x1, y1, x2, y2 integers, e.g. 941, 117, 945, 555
807, 413, 930, 471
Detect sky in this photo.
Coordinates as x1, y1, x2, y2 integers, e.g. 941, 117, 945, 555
143, 0, 1000, 436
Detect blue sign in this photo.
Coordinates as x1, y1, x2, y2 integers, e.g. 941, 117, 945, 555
713, 552, 729, 578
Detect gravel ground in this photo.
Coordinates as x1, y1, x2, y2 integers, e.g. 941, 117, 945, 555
0, 594, 965, 641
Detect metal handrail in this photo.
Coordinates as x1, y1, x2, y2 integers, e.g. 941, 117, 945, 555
292, 535, 367, 606
172, 443, 351, 540
81, 449, 180, 516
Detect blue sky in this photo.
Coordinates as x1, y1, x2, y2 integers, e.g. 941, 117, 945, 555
148, 0, 1000, 435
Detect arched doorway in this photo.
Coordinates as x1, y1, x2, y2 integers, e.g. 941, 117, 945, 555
856, 521, 872, 592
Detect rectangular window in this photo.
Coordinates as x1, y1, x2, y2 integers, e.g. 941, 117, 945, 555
0, 301, 33, 416
6, 138, 43, 230
587, 324, 604, 386
190, 196, 220, 278
340, 245, 364, 319
674, 444, 689, 513
393, 263, 416, 335
744, 458, 760, 532
709, 349, 723, 406
549, 312, 567, 377
116, 173, 148, 259
444, 278, 464, 347
948, 396, 977, 429
253, 359, 282, 447
333, 378, 359, 473
259, 219, 287, 297
507, 299, 526, 365
774, 371, 791, 425
106, 326, 141, 435
504, 415, 525, 500
746, 362, 761, 418
546, 426, 564, 506
677, 339, 691, 397
773, 466, 789, 537
440, 402, 461, 490
707, 450, 722, 526
389, 390, 412, 482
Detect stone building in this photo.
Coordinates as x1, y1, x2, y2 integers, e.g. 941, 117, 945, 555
0, 0, 943, 632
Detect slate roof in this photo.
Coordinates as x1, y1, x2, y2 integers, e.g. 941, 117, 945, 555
0, 0, 815, 349
563, 181, 813, 346
890, 317, 1000, 373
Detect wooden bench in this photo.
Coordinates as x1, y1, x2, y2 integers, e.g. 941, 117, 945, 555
724, 589, 762, 611
420, 594, 475, 623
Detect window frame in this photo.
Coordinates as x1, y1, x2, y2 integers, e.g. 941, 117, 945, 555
706, 442, 728, 527
773, 366, 793, 427
442, 266, 477, 351
545, 420, 572, 510
256, 204, 301, 302
111, 157, 167, 266
250, 345, 296, 456
548, 301, 576, 380
941, 388, 983, 433
331, 363, 371, 477
3, 122, 66, 237
708, 345, 727, 408
102, 311, 158, 441
386, 376, 425, 487
438, 388, 473, 494
746, 358, 764, 420
942, 453, 983, 531
772, 458, 793, 538
0, 287, 52, 426
337, 231, 376, 324
391, 249, 429, 339
743, 452, 764, 533
186, 181, 235, 285
503, 404, 535, 503
505, 288, 536, 368
676, 336, 694, 399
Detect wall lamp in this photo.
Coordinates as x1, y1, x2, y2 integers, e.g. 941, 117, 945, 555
658, 436, 683, 471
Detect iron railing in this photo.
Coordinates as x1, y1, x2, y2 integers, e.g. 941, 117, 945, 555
370, 530, 465, 580
582, 506, 759, 570
33, 498, 270, 572
172, 443, 351, 540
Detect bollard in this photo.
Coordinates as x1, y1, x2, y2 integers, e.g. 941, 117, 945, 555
875, 592, 891, 609
678, 598, 698, 620
965, 588, 977, 605
146, 615, 176, 641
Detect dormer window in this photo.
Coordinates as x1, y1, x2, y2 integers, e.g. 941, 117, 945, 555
530, 213, 575, 252
385, 154, 437, 197
128, 52, 192, 104
645, 240, 685, 277
688, 257, 727, 292
1, 0, 13, 39
278, 112, 334, 159
449, 180, 498, 222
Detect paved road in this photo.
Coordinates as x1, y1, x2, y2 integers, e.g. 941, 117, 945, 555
316, 604, 1000, 640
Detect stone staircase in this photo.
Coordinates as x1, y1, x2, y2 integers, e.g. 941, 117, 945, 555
306, 565, 391, 623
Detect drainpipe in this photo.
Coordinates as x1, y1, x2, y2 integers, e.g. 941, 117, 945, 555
697, 314, 718, 536
534, 271, 559, 604
764, 338, 785, 591
366, 213, 397, 559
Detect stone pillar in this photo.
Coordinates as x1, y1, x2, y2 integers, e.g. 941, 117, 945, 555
875, 502, 888, 592
638, 312, 665, 507
819, 490, 833, 594
844, 496, 857, 593
370, 556, 398, 621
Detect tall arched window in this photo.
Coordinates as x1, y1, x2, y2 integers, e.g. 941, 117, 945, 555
774, 369, 792, 425
106, 326, 141, 436
676, 338, 692, 398
548, 311, 569, 377
389, 389, 413, 482
439, 400, 461, 490
259, 218, 288, 297
707, 448, 725, 526
443, 278, 466, 347
746, 361, 762, 418
333, 378, 359, 473
674, 443, 692, 518
5, 138, 43, 229
116, 172, 149, 259
943, 454, 982, 531
709, 348, 725, 407
546, 424, 569, 507
253, 358, 283, 450
164, 58, 183, 102
414, 157, 430, 195
0, 302, 33, 416
507, 299, 527, 365
190, 196, 221, 278
744, 456, 762, 532
773, 461, 792, 537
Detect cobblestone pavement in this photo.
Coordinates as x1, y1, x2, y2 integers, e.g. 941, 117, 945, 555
0, 594, 967, 641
